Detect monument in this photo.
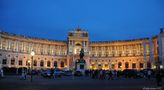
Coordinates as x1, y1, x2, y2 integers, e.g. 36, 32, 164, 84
75, 48, 86, 73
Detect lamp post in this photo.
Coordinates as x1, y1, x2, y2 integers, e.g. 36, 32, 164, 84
30, 50, 35, 82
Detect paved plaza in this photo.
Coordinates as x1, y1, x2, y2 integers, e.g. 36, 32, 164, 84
0, 75, 163, 90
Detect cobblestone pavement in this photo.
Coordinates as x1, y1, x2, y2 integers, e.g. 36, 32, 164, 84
0, 75, 163, 90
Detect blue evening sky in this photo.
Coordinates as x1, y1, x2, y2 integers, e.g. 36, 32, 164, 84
0, 0, 164, 41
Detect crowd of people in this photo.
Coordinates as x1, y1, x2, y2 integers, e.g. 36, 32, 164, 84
84, 69, 163, 86
85, 70, 119, 80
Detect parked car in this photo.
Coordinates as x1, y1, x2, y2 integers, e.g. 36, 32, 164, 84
64, 71, 73, 76
54, 69, 64, 78
31, 70, 39, 75
74, 71, 82, 76
123, 69, 142, 78
140, 69, 155, 78
41, 70, 53, 78
27, 70, 39, 75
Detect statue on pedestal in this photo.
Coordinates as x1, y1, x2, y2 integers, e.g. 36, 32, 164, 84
80, 48, 84, 59
75, 48, 86, 71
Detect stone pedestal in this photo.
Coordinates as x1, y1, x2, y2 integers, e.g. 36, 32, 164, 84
75, 59, 86, 74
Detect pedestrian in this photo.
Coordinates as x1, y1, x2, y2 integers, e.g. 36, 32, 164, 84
24, 69, 27, 80
147, 70, 151, 80
108, 71, 112, 80
21, 69, 26, 80
113, 70, 117, 80
1, 68, 4, 78
111, 70, 115, 80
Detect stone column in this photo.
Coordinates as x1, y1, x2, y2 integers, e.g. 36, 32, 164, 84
143, 40, 147, 69
0, 38, 2, 49
44, 60, 47, 69
51, 60, 53, 68
83, 41, 85, 47
58, 61, 61, 69
37, 60, 40, 69
5, 39, 8, 50
149, 38, 154, 67
16, 55, 19, 74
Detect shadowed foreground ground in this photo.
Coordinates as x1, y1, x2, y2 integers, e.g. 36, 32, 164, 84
0, 75, 163, 90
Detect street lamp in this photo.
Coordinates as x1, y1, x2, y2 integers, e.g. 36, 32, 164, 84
30, 50, 35, 82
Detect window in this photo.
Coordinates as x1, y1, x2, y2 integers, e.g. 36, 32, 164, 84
111, 64, 115, 69
105, 64, 108, 68
91, 64, 95, 69
132, 63, 136, 69
98, 64, 102, 69
61, 61, 64, 67
26, 60, 29, 66
19, 60, 23, 65
54, 61, 57, 68
40, 61, 44, 67
139, 63, 143, 68
2, 59, 7, 65
11, 58, 15, 65
47, 61, 51, 67
26, 60, 31, 66
125, 62, 129, 69
33, 60, 37, 66
118, 62, 122, 68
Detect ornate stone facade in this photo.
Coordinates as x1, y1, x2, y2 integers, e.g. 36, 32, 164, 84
0, 28, 163, 71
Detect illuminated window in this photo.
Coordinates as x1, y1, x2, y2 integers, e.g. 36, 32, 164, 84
33, 60, 37, 66
118, 62, 122, 68
111, 64, 115, 69
61, 61, 64, 67
132, 63, 136, 68
54, 61, 57, 67
40, 60, 44, 67
125, 62, 129, 68
11, 58, 15, 65
47, 61, 51, 67
139, 63, 143, 68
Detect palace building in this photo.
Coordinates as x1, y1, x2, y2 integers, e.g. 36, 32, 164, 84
0, 28, 164, 71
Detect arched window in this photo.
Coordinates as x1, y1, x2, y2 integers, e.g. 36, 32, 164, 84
11, 58, 15, 65
47, 61, 51, 67
33, 60, 37, 66
61, 61, 64, 67
104, 64, 108, 68
91, 64, 95, 69
19, 60, 23, 66
54, 61, 57, 68
40, 60, 44, 67
111, 64, 115, 69
26, 60, 29, 66
125, 62, 129, 69
2, 58, 7, 65
98, 64, 102, 69
118, 62, 122, 68
139, 63, 143, 68
132, 63, 136, 69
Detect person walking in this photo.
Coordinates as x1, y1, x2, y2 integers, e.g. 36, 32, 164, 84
21, 68, 26, 80
147, 70, 151, 80
1, 68, 4, 78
